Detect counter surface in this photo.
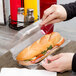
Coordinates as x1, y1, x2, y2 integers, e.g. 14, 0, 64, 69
0, 21, 76, 76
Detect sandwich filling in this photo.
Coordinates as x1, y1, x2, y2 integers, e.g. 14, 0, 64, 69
24, 45, 52, 62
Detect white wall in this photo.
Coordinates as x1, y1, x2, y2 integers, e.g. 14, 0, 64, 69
0, 0, 4, 24
57, 0, 76, 4
37, 0, 40, 18
4, 0, 10, 24
0, 0, 10, 24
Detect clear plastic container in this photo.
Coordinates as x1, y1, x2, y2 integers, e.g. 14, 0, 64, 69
9, 20, 71, 61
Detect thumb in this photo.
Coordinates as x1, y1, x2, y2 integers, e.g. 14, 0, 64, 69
47, 54, 62, 61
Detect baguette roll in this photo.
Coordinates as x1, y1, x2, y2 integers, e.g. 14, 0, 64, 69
16, 32, 64, 66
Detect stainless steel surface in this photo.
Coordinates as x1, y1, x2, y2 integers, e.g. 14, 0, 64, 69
0, 25, 17, 56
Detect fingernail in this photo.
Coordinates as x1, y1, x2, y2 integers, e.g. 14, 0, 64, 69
41, 60, 44, 64
48, 55, 52, 58
47, 56, 51, 59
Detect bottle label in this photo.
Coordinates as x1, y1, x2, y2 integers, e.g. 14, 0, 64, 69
17, 14, 24, 27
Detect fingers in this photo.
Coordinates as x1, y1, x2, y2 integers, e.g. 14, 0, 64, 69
45, 56, 53, 62
42, 60, 59, 72
42, 6, 55, 21
40, 12, 57, 26
41, 53, 65, 72
40, 5, 67, 27
46, 54, 62, 61
45, 58, 48, 63
46, 19, 61, 25
42, 61, 54, 71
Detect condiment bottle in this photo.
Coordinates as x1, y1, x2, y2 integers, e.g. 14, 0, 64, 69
40, 0, 57, 34
25, 9, 34, 25
24, 0, 38, 20
9, 0, 22, 30
17, 8, 24, 27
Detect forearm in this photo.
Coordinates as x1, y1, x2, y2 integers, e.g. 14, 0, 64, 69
62, 2, 76, 20
72, 53, 76, 72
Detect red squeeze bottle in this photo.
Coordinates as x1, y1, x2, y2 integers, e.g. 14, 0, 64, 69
41, 24, 54, 34
40, 0, 57, 18
10, 0, 21, 30
21, 0, 24, 7
40, 0, 57, 34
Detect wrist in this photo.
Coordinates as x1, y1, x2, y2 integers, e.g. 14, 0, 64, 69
60, 4, 68, 21
72, 53, 76, 72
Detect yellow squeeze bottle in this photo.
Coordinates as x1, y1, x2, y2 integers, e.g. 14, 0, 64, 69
24, 0, 38, 20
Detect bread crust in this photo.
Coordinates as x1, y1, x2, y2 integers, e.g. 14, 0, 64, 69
18, 46, 60, 66
16, 32, 63, 61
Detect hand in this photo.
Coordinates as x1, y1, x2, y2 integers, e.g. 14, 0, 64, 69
41, 53, 74, 72
40, 5, 67, 26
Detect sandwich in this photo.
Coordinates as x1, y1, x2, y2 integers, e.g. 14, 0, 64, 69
16, 32, 64, 66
